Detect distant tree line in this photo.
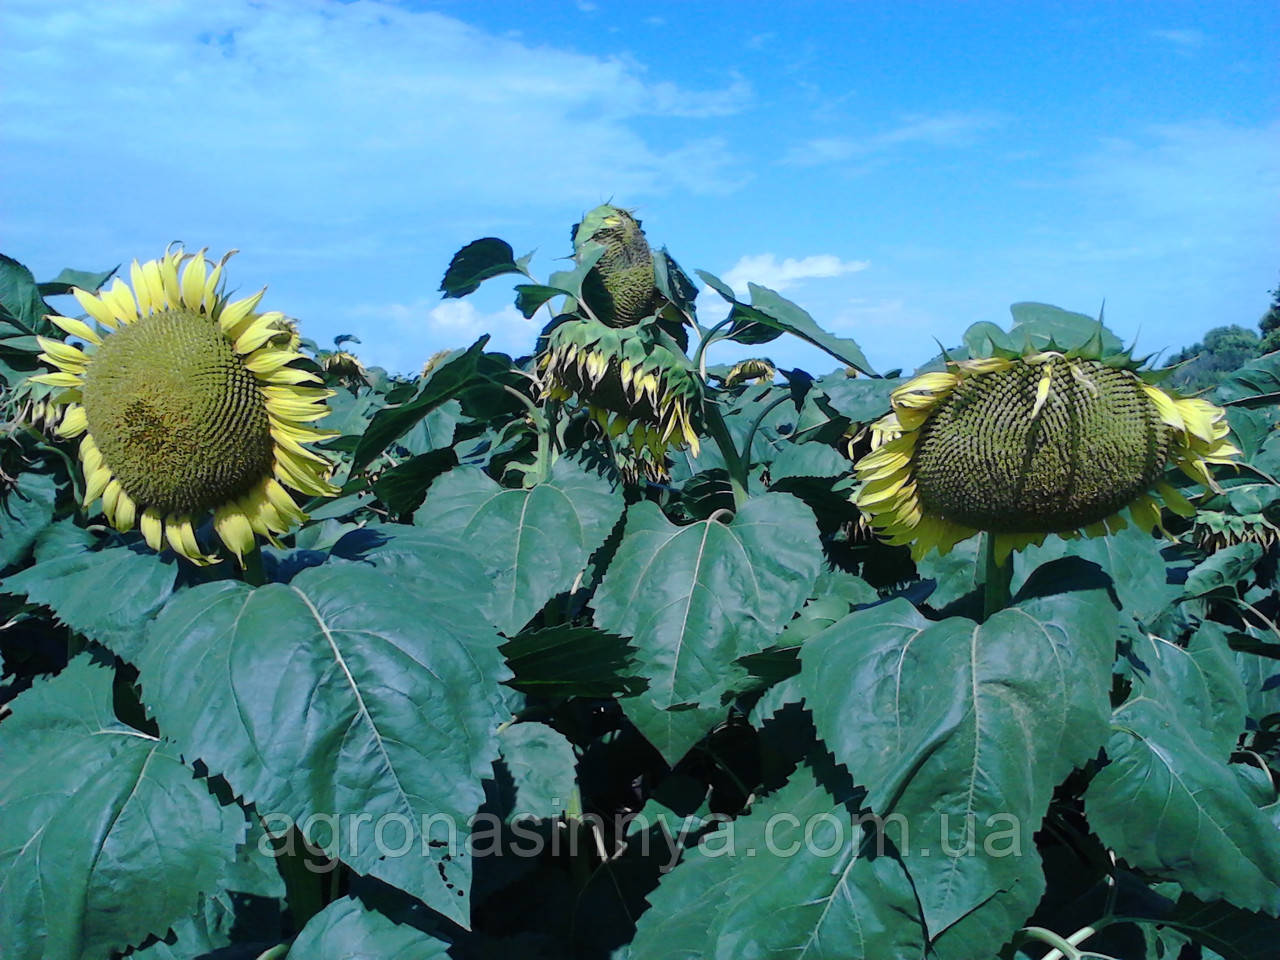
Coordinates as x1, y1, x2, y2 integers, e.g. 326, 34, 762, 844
1167, 277, 1280, 392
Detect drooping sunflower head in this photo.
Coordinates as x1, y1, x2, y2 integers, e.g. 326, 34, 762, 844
539, 316, 701, 477
31, 246, 338, 564
854, 346, 1239, 561
572, 204, 658, 328
321, 350, 367, 386
723, 358, 778, 388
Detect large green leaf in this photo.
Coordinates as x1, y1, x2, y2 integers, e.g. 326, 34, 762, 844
1012, 524, 1180, 624
0, 253, 54, 335
497, 722, 579, 821
1215, 351, 1280, 408
439, 237, 529, 299
35, 265, 117, 298
0, 657, 244, 960
628, 764, 926, 959
594, 493, 823, 711
0, 544, 176, 661
287, 897, 450, 958
1181, 542, 1263, 599
500, 624, 642, 699
1008, 301, 1124, 354
415, 459, 623, 635
0, 471, 59, 570
1087, 632, 1280, 914
136, 562, 510, 927
351, 338, 486, 473
697, 271, 876, 374
797, 568, 1117, 948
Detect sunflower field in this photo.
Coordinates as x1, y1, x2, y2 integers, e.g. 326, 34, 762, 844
2, 208, 1280, 960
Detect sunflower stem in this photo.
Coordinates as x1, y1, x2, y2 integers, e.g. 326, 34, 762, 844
242, 544, 266, 587
701, 398, 749, 508
981, 534, 1013, 620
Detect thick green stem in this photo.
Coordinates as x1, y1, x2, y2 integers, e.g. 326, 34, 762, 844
273, 827, 328, 934
242, 543, 266, 587
740, 394, 791, 477
690, 316, 736, 380
701, 400, 749, 508
981, 533, 1013, 620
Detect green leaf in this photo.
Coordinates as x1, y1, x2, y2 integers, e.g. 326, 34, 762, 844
802, 373, 901, 427
351, 338, 486, 473
696, 271, 875, 373
1186, 622, 1250, 757
137, 562, 511, 927
0, 253, 54, 335
0, 544, 176, 662
514, 284, 565, 319
797, 573, 1117, 944
1013, 524, 1180, 624
628, 764, 926, 959
287, 897, 450, 958
498, 722, 578, 821
595, 493, 823, 710
1087, 633, 1280, 915
917, 537, 983, 610
1215, 351, 1280, 408
0, 471, 59, 570
768, 441, 850, 481
440, 237, 526, 299
500, 624, 643, 699
0, 657, 244, 960
618, 697, 724, 767
415, 459, 624, 635
35, 265, 117, 298
1008, 302, 1124, 354
1127, 894, 1280, 960
1182, 542, 1263, 598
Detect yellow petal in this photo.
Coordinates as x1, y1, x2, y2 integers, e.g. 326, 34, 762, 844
114, 491, 137, 532
130, 261, 152, 315
49, 314, 103, 345
181, 250, 208, 310
140, 508, 165, 551
72, 287, 118, 329
84, 465, 112, 506
57, 405, 88, 438
29, 371, 83, 388
139, 258, 168, 313
101, 278, 139, 324
214, 503, 256, 564
218, 288, 266, 336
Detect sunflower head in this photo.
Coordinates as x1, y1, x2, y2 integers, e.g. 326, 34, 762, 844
724, 358, 778, 388
321, 350, 367, 385
539, 316, 701, 477
854, 335, 1239, 561
572, 204, 658, 328
31, 246, 338, 565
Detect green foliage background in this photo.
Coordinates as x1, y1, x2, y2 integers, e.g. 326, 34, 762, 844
2, 229, 1280, 960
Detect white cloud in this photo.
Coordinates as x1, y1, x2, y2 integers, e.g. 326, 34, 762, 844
782, 111, 1003, 166
1150, 28, 1206, 50
349, 298, 536, 374
0, 0, 751, 258
716, 253, 870, 296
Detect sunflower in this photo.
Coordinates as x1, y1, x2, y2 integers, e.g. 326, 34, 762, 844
854, 350, 1239, 562
539, 316, 701, 477
30, 246, 337, 564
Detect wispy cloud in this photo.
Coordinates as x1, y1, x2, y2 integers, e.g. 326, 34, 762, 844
715, 253, 870, 297
350, 299, 536, 374
1150, 28, 1207, 50
781, 111, 1003, 167
0, 0, 751, 259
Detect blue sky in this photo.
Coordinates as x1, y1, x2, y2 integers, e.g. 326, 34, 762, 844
2, 0, 1277, 376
